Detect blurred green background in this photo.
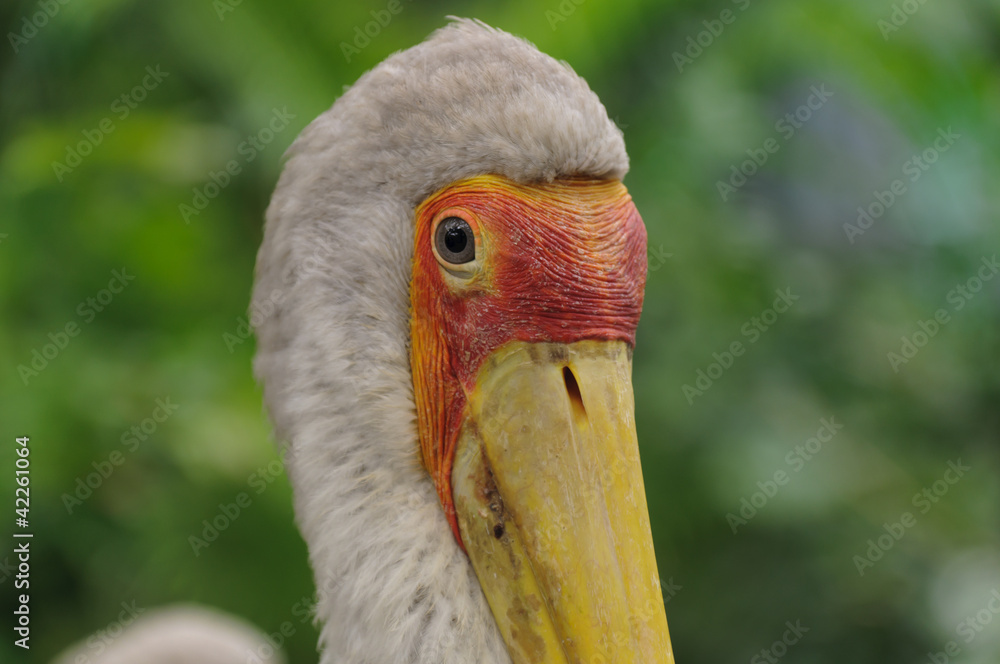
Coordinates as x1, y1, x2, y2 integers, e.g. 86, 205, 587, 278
2, 0, 999, 663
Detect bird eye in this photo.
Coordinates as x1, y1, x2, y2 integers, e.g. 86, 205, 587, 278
434, 216, 476, 265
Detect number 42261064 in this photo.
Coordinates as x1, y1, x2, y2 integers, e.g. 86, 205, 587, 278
15, 436, 29, 522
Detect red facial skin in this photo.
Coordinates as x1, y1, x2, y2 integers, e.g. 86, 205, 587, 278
409, 175, 647, 547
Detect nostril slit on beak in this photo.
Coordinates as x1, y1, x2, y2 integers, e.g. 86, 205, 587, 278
562, 366, 587, 420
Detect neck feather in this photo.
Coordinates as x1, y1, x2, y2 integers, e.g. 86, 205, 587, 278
252, 192, 509, 663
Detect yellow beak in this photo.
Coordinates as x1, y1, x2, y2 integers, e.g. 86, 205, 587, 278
452, 340, 675, 663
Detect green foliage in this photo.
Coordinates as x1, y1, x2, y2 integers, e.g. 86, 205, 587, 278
1, 0, 998, 663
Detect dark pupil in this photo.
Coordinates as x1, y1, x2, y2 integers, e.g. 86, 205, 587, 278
444, 226, 468, 254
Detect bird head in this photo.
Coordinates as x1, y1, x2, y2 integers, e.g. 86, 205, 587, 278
254, 18, 674, 664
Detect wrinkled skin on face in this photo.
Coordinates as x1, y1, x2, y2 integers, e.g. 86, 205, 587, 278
410, 175, 674, 663
410, 175, 646, 536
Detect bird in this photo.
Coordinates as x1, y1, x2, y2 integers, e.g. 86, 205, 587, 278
251, 18, 676, 664
54, 18, 676, 664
